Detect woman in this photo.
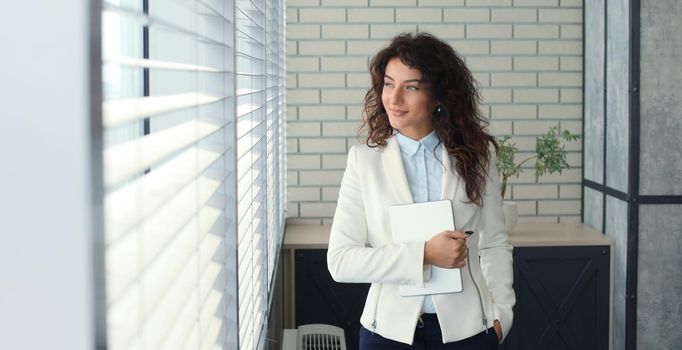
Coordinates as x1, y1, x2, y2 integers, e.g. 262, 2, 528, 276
327, 33, 515, 349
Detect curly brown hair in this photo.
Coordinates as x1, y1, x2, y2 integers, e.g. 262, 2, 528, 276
359, 32, 498, 207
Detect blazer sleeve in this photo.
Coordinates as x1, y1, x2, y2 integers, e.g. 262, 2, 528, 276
327, 146, 431, 286
478, 149, 516, 343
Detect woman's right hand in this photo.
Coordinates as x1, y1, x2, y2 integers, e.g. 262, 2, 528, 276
423, 230, 470, 268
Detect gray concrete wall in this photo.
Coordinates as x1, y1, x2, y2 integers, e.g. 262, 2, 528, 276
583, 1, 630, 346
583, 0, 605, 184
639, 0, 682, 196
583, 186, 603, 231
604, 196, 628, 350
605, 0, 630, 193
584, 0, 682, 348
637, 205, 682, 349
636, 1, 682, 349
584, 1, 631, 344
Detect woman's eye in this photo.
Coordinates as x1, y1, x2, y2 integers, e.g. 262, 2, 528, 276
406, 86, 419, 91
383, 82, 393, 87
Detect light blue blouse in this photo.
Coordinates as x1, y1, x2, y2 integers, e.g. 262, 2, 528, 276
394, 129, 445, 314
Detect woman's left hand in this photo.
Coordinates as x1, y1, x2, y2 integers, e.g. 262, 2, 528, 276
493, 319, 502, 342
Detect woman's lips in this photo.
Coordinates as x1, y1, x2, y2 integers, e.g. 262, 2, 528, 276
390, 108, 408, 117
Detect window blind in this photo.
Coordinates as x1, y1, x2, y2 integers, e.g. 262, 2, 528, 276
235, 0, 267, 348
264, 0, 286, 297
102, 0, 285, 349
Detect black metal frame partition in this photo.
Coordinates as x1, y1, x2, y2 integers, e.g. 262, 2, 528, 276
580, 0, 682, 349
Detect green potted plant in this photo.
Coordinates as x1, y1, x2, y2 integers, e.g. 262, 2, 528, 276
495, 126, 580, 233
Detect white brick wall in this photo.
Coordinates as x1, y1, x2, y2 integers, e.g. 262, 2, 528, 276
287, 0, 583, 225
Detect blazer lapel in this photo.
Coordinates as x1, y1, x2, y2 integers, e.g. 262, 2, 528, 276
441, 147, 478, 230
382, 136, 414, 204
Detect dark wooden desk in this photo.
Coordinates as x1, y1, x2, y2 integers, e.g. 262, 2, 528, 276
282, 223, 614, 350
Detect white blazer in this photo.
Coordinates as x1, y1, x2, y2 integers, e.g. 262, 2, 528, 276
327, 135, 515, 345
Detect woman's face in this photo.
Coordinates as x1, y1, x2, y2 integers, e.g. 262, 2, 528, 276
381, 57, 435, 141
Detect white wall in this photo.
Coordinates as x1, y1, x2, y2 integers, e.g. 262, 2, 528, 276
0, 1, 101, 349
286, 0, 584, 225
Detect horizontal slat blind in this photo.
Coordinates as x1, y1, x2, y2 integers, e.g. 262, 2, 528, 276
264, 0, 286, 300
235, 0, 267, 348
102, 0, 236, 349
103, 0, 284, 348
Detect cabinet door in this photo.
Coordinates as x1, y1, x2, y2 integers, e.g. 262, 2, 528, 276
295, 249, 370, 350
506, 245, 610, 350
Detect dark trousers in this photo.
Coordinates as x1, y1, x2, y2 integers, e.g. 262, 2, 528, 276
359, 313, 498, 350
